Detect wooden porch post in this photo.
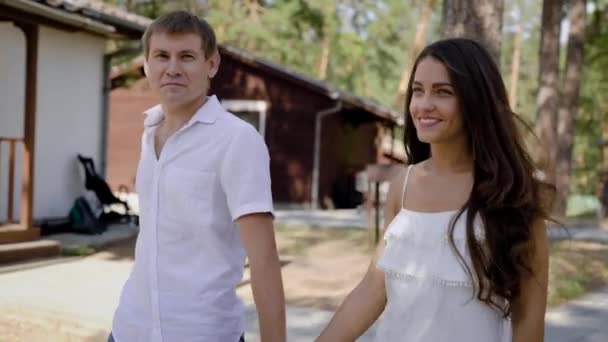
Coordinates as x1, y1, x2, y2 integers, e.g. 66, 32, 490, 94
15, 22, 38, 230
8, 140, 16, 223
375, 123, 384, 163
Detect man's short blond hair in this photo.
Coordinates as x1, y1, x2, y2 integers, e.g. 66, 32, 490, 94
142, 10, 217, 59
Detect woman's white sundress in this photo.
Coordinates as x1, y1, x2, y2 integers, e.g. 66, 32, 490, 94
373, 165, 511, 342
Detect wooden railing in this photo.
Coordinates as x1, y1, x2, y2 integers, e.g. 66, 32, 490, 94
0, 137, 23, 224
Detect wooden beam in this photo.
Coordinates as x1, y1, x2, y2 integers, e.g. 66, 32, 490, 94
0, 5, 76, 33
0, 143, 2, 221
15, 22, 38, 231
7, 140, 15, 223
0, 4, 113, 38
375, 123, 384, 163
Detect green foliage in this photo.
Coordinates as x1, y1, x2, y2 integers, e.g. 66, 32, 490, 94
103, 0, 608, 197
500, 0, 608, 196
203, 0, 431, 107
571, 0, 608, 195
102, 0, 439, 109
554, 272, 587, 302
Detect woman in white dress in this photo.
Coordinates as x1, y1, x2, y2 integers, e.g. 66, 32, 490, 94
317, 38, 553, 342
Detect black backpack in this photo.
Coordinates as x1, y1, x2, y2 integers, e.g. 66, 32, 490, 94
68, 196, 107, 235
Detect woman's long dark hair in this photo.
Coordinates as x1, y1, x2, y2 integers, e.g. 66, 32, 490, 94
403, 38, 554, 317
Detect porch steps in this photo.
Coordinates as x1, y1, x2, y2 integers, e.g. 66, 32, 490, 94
0, 225, 60, 264
0, 240, 61, 264
0, 225, 41, 244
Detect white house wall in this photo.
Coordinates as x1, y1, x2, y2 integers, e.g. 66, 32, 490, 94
0, 23, 26, 222
0, 23, 26, 137
0, 24, 106, 221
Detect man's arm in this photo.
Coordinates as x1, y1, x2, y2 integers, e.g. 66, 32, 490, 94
238, 213, 286, 342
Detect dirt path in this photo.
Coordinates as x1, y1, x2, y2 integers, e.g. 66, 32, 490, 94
0, 230, 371, 342
238, 236, 372, 310
4, 226, 607, 341
0, 239, 135, 342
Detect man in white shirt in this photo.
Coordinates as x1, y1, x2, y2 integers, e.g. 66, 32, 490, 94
109, 10, 285, 342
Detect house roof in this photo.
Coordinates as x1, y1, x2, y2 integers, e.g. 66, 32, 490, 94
0, 0, 151, 38
219, 45, 403, 125
110, 45, 404, 126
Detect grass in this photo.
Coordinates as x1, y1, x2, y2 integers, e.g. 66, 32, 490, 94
275, 223, 608, 307
274, 223, 371, 256
553, 273, 585, 301
548, 240, 608, 307
60, 245, 97, 256
567, 194, 600, 218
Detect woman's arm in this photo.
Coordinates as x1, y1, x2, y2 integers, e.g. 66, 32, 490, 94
511, 218, 549, 342
316, 170, 405, 342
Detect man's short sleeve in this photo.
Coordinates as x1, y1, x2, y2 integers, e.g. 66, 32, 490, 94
220, 124, 274, 221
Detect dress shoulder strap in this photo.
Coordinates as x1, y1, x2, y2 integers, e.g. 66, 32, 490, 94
401, 165, 413, 209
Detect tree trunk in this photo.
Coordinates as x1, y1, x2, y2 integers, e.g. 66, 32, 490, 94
441, 0, 505, 62
318, 35, 331, 80
393, 0, 435, 109
555, 0, 586, 216
535, 0, 562, 183
508, 24, 522, 109
248, 0, 261, 21
317, 3, 336, 80
126, 0, 135, 11
210, 0, 232, 42
601, 101, 608, 217
196, 0, 209, 14
245, 0, 262, 50
358, 57, 368, 96
603, 99, 608, 175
